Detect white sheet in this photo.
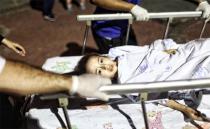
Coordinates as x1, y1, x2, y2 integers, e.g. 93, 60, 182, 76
28, 95, 210, 129
108, 38, 210, 83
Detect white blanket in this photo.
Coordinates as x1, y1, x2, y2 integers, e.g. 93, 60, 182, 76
107, 38, 210, 83
28, 95, 210, 129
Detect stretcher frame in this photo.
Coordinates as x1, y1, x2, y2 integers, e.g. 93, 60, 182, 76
32, 11, 210, 129
38, 79, 210, 129
77, 11, 209, 54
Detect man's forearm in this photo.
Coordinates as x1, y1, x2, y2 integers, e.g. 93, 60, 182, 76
0, 60, 72, 95
196, 0, 206, 3
90, 0, 134, 11
190, 0, 206, 3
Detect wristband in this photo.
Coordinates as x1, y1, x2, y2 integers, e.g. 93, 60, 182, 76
0, 35, 4, 43
71, 76, 79, 94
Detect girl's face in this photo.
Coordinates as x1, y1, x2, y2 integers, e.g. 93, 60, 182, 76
86, 56, 118, 78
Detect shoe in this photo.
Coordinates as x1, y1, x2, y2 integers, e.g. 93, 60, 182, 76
43, 15, 56, 22
80, 3, 86, 10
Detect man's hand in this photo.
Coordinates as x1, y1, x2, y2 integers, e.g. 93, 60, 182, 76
71, 74, 111, 101
196, 1, 210, 18
130, 5, 149, 21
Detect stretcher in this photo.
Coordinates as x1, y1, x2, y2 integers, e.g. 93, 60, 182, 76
25, 11, 210, 129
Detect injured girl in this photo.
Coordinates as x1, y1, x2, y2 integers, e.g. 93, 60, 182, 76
76, 38, 210, 122
77, 38, 210, 83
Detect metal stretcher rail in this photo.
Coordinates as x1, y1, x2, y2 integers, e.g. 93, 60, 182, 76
77, 11, 202, 21
99, 78, 210, 129
100, 78, 210, 94
37, 78, 210, 129
77, 11, 208, 54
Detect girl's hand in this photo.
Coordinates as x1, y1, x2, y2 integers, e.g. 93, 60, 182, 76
2, 39, 26, 56
167, 100, 203, 121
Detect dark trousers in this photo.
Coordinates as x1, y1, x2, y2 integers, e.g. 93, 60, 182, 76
0, 94, 22, 129
92, 27, 138, 54
43, 0, 55, 16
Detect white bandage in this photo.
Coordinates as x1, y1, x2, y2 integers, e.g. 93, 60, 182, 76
0, 56, 6, 74
71, 76, 79, 94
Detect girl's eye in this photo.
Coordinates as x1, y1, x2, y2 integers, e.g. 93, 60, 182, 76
97, 70, 102, 75
99, 58, 103, 64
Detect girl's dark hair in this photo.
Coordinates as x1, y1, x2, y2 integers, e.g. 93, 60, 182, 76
75, 53, 100, 75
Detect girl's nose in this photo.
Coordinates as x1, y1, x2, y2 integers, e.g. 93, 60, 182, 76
105, 64, 112, 71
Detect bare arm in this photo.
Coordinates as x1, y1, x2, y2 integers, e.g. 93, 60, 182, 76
165, 100, 203, 121
0, 60, 71, 96
90, 0, 134, 11
0, 58, 111, 101
0, 27, 26, 56
191, 0, 206, 3
90, 0, 206, 11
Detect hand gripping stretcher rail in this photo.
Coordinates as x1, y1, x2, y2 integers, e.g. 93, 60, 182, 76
25, 11, 210, 129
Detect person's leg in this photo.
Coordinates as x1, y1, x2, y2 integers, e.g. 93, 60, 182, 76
43, 0, 55, 21
92, 29, 137, 54
80, 0, 86, 10
91, 29, 111, 54
66, 0, 73, 12
66, 0, 72, 5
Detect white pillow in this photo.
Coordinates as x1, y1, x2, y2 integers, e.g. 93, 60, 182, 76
42, 56, 83, 74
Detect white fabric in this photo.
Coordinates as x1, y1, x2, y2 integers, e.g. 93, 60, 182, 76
28, 95, 210, 129
0, 56, 6, 74
42, 56, 82, 74
108, 38, 210, 84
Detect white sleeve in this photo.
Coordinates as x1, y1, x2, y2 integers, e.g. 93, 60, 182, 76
0, 56, 6, 74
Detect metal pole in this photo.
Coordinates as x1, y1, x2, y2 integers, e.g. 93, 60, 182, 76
81, 21, 91, 55
199, 17, 210, 39
58, 98, 72, 129
99, 78, 210, 95
125, 19, 133, 45
141, 100, 149, 129
149, 11, 202, 19
163, 17, 173, 39
62, 106, 72, 129
140, 93, 149, 129
77, 12, 202, 21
